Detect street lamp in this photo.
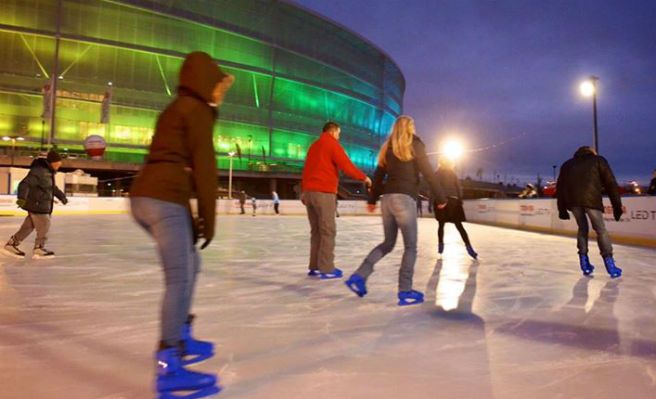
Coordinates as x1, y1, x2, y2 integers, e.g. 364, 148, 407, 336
579, 76, 599, 153
228, 151, 236, 199
441, 138, 466, 177
3, 135, 25, 166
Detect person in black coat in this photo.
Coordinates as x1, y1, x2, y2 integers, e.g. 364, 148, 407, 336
648, 169, 656, 195
3, 150, 67, 259
433, 157, 477, 259
557, 146, 623, 278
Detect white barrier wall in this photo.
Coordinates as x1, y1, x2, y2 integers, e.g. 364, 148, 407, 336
463, 197, 656, 247
0, 196, 379, 217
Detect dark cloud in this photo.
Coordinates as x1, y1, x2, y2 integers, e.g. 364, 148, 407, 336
296, 0, 656, 183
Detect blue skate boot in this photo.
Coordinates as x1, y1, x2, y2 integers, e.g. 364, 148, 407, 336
603, 256, 622, 279
466, 245, 478, 260
438, 242, 444, 254
156, 347, 220, 399
578, 254, 595, 276
344, 274, 367, 297
307, 269, 320, 277
319, 267, 343, 280
181, 315, 214, 365
398, 290, 424, 306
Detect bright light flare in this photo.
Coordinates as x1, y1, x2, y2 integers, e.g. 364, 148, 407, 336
442, 139, 465, 161
580, 80, 596, 97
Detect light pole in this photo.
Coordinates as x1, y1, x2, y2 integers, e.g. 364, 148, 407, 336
3, 135, 25, 166
579, 76, 599, 153
228, 151, 236, 199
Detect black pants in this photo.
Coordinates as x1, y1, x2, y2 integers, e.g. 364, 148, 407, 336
438, 221, 471, 247
274, 203, 279, 214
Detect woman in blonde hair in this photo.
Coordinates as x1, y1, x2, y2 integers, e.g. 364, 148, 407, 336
345, 116, 447, 306
434, 157, 477, 259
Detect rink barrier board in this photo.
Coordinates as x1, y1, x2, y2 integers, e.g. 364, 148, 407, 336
462, 197, 656, 249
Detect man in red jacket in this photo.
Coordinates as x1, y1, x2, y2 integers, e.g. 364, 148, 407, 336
302, 121, 372, 279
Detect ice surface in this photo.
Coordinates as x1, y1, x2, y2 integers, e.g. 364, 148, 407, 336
1, 214, 655, 399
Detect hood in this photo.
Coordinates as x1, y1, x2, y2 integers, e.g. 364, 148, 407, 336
30, 157, 53, 171
178, 52, 228, 103
574, 146, 596, 158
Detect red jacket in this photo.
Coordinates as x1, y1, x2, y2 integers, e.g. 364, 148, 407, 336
302, 133, 367, 193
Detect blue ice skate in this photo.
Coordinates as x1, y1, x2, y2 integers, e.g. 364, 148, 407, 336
466, 245, 478, 260
344, 274, 367, 297
578, 254, 595, 276
319, 268, 343, 280
603, 256, 622, 279
181, 315, 214, 365
398, 290, 424, 306
156, 348, 220, 399
307, 270, 320, 277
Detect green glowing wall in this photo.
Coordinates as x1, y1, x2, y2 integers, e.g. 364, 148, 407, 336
0, 0, 404, 173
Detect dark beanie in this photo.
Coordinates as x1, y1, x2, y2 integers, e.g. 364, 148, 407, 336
47, 150, 62, 163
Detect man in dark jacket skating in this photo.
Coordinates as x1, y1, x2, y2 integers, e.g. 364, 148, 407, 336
557, 146, 623, 278
3, 150, 67, 259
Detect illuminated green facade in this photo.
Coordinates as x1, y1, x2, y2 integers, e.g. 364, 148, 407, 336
0, 0, 404, 173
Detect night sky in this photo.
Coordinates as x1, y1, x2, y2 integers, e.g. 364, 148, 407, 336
295, 0, 656, 185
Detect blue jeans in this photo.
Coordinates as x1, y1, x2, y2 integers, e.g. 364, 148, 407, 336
130, 197, 200, 346
355, 194, 418, 291
570, 207, 613, 258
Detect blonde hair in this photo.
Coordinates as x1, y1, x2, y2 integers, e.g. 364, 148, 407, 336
378, 115, 415, 167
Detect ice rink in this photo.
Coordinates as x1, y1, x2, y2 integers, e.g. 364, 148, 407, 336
1, 214, 655, 399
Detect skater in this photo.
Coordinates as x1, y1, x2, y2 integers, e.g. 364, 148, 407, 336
251, 196, 257, 216
238, 190, 247, 214
3, 150, 67, 259
301, 121, 372, 279
433, 157, 477, 259
416, 196, 423, 217
272, 191, 280, 215
345, 115, 447, 306
130, 51, 233, 398
648, 169, 656, 195
557, 146, 623, 278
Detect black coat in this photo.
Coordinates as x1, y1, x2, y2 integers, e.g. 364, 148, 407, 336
648, 177, 656, 195
17, 158, 67, 214
433, 168, 466, 223
556, 148, 621, 214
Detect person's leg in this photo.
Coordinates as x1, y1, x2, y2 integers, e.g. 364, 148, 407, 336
274, 203, 279, 214
131, 197, 195, 347
32, 214, 51, 248
570, 207, 589, 255
586, 208, 613, 258
438, 221, 445, 245
353, 195, 398, 280
394, 195, 418, 292
454, 221, 472, 247
10, 214, 35, 244
315, 192, 337, 273
305, 193, 321, 272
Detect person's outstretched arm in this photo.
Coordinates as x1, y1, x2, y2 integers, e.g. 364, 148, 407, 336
598, 156, 622, 220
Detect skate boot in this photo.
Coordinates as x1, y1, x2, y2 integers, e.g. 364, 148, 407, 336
307, 270, 320, 277
344, 274, 367, 297
32, 246, 55, 259
603, 256, 622, 279
438, 242, 444, 254
181, 315, 214, 365
3, 237, 25, 258
578, 254, 595, 276
319, 267, 343, 280
156, 347, 220, 399
398, 290, 424, 306
466, 245, 478, 260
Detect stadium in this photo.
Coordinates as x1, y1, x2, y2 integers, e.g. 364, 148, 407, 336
0, 0, 404, 197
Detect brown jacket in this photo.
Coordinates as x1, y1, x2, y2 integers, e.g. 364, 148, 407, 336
131, 52, 226, 241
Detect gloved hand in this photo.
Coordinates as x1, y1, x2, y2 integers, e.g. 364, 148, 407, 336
195, 218, 213, 250
16, 198, 26, 208
613, 207, 623, 222
559, 210, 570, 220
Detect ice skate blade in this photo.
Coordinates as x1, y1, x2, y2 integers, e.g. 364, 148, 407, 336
2, 249, 25, 259
32, 254, 55, 260
158, 384, 221, 399
397, 298, 424, 306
